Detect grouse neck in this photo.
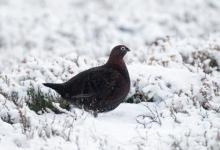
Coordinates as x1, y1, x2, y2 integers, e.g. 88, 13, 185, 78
106, 57, 126, 69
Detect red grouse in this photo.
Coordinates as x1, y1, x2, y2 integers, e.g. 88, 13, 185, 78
43, 45, 130, 114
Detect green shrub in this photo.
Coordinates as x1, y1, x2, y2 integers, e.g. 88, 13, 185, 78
126, 91, 154, 103
26, 86, 70, 114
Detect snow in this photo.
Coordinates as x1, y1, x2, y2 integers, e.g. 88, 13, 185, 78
0, 0, 220, 149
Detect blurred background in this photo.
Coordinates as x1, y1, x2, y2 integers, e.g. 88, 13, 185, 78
0, 0, 220, 58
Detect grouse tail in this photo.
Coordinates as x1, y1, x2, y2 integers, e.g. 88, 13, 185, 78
43, 83, 64, 96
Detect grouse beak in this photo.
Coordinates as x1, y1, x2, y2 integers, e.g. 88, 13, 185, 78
126, 48, 130, 52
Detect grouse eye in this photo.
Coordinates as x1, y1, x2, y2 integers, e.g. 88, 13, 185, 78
120, 47, 126, 51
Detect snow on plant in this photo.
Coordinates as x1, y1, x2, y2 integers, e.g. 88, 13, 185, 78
0, 0, 220, 149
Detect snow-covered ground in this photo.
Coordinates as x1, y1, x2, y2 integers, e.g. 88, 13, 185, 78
0, 0, 220, 149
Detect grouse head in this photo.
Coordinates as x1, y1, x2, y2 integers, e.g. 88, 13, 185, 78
107, 45, 130, 65
110, 45, 130, 58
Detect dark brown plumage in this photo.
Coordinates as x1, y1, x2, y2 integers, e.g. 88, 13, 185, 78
43, 45, 130, 114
